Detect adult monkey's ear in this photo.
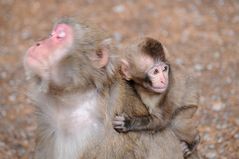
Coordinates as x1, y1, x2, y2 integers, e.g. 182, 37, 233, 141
120, 59, 131, 81
91, 38, 112, 68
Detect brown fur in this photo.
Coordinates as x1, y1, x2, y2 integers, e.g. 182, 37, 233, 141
24, 18, 184, 159
114, 37, 200, 159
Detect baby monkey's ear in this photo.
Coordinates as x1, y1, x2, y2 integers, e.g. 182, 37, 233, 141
120, 59, 131, 81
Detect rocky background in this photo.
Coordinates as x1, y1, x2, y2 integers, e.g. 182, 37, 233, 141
0, 0, 238, 158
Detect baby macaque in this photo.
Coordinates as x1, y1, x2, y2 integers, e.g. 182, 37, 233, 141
113, 37, 200, 158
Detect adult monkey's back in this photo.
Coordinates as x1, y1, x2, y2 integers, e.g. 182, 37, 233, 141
24, 18, 183, 159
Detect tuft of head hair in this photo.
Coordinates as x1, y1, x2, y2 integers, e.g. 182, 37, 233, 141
139, 37, 166, 61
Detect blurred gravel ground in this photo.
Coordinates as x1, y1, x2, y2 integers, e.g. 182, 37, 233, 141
0, 0, 238, 159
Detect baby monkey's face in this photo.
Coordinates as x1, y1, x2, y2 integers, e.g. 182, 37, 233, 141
143, 61, 169, 93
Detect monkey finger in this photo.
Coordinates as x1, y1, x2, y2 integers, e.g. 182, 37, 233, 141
121, 112, 129, 118
114, 126, 124, 129
112, 121, 125, 126
114, 128, 122, 133
183, 149, 192, 157
180, 142, 188, 152
180, 142, 191, 157
114, 115, 125, 121
114, 127, 124, 132
114, 126, 128, 133
181, 142, 187, 148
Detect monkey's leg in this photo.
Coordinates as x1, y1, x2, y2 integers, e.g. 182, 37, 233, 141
181, 134, 201, 159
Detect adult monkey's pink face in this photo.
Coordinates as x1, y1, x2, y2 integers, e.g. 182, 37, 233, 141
24, 18, 111, 88
25, 23, 74, 79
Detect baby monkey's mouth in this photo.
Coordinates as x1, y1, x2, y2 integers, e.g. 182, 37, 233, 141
152, 86, 167, 90
144, 84, 168, 93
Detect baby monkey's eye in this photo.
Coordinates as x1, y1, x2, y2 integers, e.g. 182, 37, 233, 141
163, 65, 168, 72
154, 69, 159, 75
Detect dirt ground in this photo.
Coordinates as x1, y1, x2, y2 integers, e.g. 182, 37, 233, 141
0, 0, 238, 159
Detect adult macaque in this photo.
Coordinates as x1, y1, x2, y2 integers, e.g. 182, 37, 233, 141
113, 37, 200, 158
24, 18, 184, 159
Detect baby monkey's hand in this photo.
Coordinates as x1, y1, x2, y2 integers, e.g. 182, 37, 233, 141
113, 113, 131, 133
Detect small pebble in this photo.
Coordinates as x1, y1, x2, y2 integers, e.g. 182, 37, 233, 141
216, 123, 227, 129
209, 144, 215, 149
113, 5, 125, 13
234, 133, 239, 139
194, 64, 204, 72
8, 94, 17, 102
212, 101, 225, 111
203, 133, 212, 141
205, 151, 217, 159
213, 52, 220, 59
216, 136, 223, 143
207, 64, 213, 70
